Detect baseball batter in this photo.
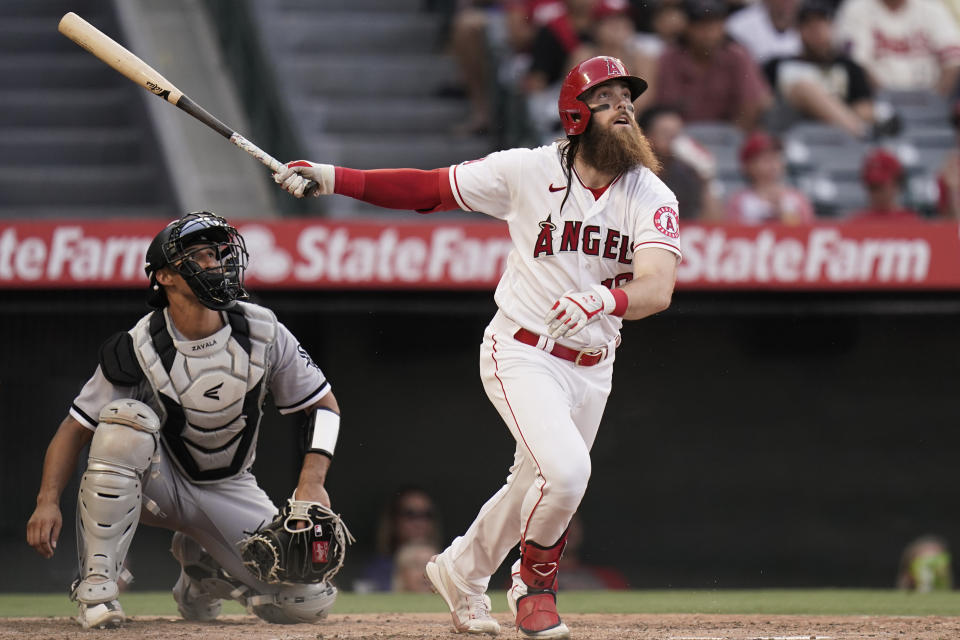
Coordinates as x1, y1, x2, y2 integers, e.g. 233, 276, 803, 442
26, 212, 344, 629
275, 56, 681, 638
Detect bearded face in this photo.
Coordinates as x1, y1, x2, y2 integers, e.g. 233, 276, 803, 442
580, 111, 660, 176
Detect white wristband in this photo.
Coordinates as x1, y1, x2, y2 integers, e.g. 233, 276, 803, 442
589, 283, 617, 313
307, 407, 340, 458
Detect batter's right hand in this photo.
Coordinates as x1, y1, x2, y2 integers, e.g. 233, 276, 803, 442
26, 502, 62, 559
273, 160, 335, 198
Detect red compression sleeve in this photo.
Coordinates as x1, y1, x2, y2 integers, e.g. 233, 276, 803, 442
611, 289, 628, 317
334, 167, 459, 213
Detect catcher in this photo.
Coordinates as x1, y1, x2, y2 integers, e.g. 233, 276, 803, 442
26, 212, 352, 629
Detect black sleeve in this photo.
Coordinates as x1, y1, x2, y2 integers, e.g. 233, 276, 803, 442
844, 57, 873, 103
529, 26, 569, 86
98, 332, 144, 386
763, 58, 781, 92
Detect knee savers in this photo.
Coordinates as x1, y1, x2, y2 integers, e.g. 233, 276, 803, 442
75, 399, 159, 604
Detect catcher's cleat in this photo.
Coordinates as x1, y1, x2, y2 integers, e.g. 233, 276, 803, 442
513, 590, 570, 639
425, 554, 501, 635
76, 599, 126, 630
173, 569, 223, 622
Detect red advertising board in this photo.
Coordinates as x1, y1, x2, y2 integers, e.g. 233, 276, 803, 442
1, 219, 958, 291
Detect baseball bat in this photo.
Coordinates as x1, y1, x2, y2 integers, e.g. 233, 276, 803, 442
57, 12, 317, 196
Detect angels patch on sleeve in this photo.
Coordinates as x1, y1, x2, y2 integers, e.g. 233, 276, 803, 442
653, 206, 680, 239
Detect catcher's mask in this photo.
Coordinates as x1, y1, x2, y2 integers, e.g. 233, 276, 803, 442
145, 211, 249, 310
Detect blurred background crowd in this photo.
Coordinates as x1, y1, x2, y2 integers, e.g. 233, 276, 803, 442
442, 0, 960, 222
7, 0, 960, 223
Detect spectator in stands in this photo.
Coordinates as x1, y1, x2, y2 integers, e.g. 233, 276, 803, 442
849, 148, 924, 221
896, 535, 953, 592
763, 0, 897, 140
633, 0, 688, 60
725, 130, 816, 223
726, 0, 802, 64
834, 0, 960, 96
448, 1, 566, 136
655, 0, 773, 130
638, 104, 722, 219
936, 100, 960, 218
629, 0, 690, 112
524, 0, 598, 94
522, 0, 598, 139
573, 0, 657, 111
353, 487, 442, 592
392, 541, 442, 592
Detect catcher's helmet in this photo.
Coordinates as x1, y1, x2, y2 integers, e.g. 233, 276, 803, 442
145, 211, 249, 310
558, 56, 648, 136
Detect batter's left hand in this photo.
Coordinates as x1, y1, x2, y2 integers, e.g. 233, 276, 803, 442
545, 284, 617, 340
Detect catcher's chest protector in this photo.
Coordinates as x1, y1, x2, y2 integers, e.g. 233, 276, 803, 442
129, 302, 277, 482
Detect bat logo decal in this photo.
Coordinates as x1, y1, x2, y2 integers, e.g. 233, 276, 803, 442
145, 81, 170, 99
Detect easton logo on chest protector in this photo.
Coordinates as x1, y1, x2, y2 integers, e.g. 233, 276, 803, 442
533, 215, 633, 264
128, 305, 274, 482
203, 381, 224, 400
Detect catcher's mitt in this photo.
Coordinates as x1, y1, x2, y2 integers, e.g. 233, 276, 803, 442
239, 499, 355, 584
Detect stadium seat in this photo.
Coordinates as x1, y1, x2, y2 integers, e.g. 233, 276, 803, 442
798, 174, 866, 217
685, 121, 743, 148
246, 0, 487, 215
878, 90, 950, 129
783, 122, 851, 147
799, 143, 870, 182
0, 0, 177, 218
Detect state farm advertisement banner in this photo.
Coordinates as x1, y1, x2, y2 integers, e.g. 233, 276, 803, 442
1, 219, 959, 290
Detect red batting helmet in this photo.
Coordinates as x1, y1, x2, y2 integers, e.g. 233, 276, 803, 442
558, 56, 648, 136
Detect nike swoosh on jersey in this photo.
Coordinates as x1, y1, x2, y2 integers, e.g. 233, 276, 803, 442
548, 184, 566, 192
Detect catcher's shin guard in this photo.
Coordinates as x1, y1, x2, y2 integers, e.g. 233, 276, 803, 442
74, 399, 159, 605
514, 533, 570, 639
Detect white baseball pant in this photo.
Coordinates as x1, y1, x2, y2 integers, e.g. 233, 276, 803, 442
442, 310, 615, 594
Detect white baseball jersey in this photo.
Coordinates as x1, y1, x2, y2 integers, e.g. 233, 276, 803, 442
835, 0, 960, 90
726, 2, 802, 64
447, 141, 682, 349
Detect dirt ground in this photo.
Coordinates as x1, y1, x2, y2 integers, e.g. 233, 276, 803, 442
3, 613, 960, 640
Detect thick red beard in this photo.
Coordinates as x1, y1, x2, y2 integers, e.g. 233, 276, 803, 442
580, 116, 650, 176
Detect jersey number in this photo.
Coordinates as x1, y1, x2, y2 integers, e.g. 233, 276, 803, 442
601, 272, 633, 289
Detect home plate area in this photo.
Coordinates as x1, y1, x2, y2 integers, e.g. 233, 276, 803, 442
4, 613, 960, 640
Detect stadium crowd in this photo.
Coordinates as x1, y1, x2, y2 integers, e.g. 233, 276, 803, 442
445, 0, 960, 222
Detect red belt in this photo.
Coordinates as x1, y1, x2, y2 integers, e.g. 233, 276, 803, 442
513, 328, 609, 367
